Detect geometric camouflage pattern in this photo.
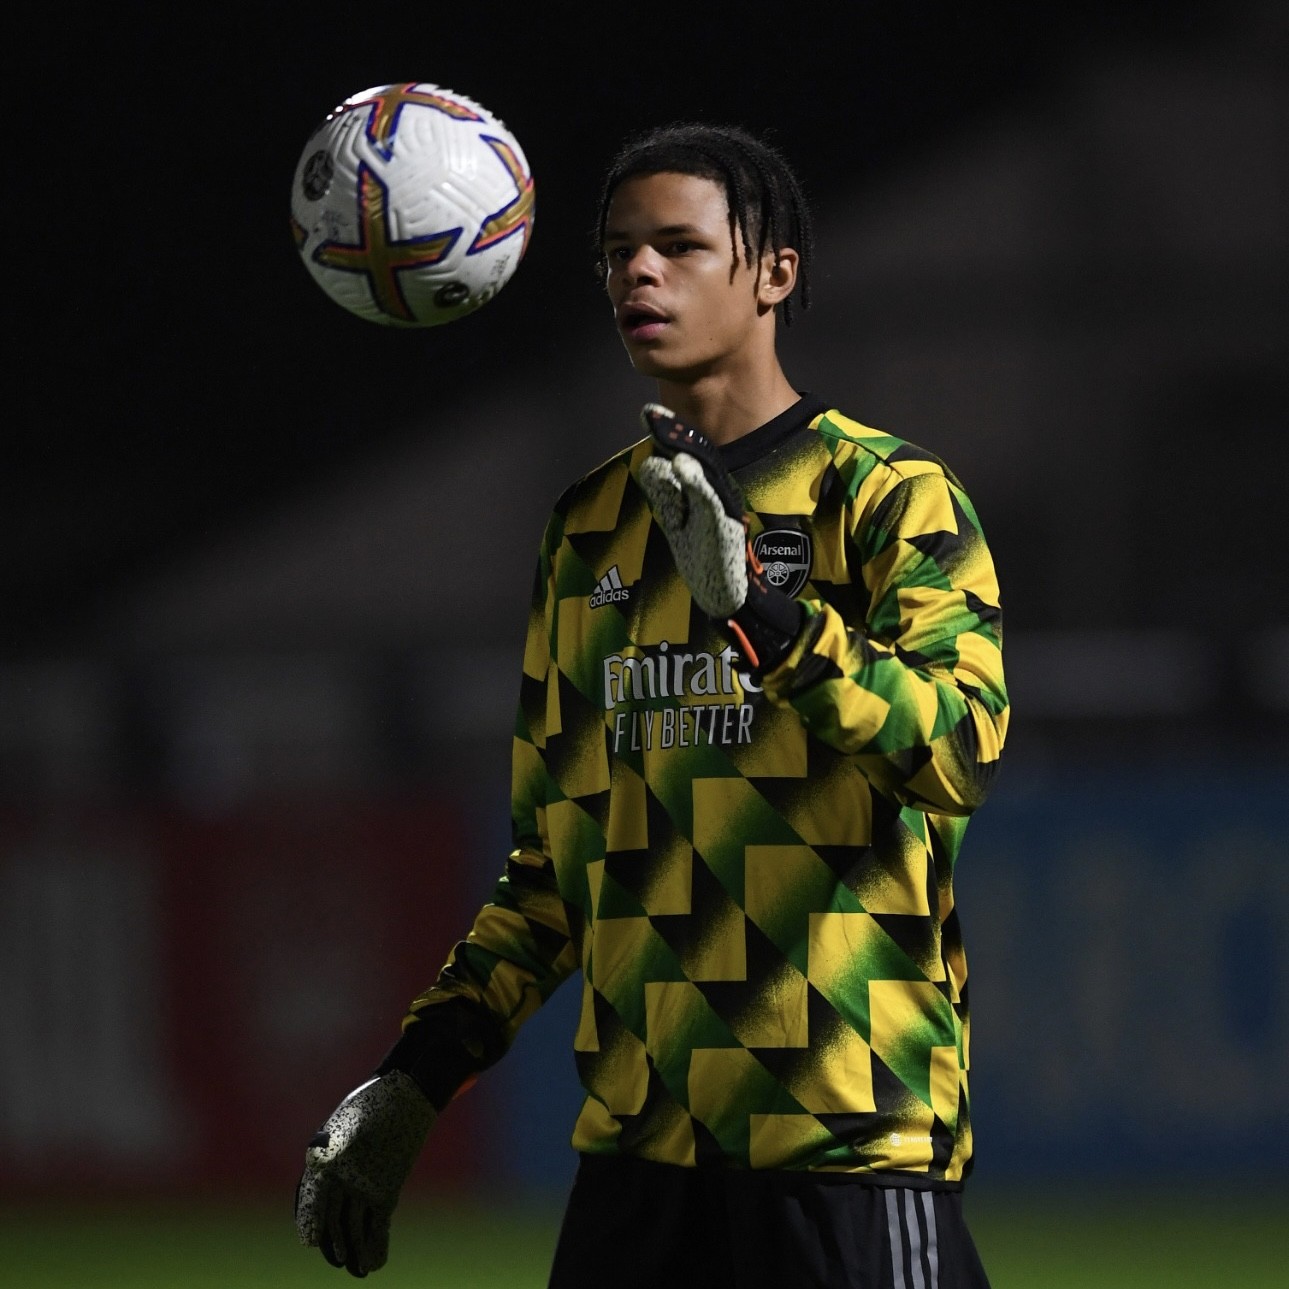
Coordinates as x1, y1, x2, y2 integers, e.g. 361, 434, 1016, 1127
404, 398, 1009, 1184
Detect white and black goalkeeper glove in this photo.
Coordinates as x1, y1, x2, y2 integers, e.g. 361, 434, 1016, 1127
637, 403, 805, 675
295, 1070, 437, 1278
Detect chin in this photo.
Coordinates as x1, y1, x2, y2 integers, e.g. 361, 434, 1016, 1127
624, 345, 702, 383
627, 351, 666, 378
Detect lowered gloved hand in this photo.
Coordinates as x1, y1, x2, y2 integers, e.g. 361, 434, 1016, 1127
637, 403, 805, 675
295, 1070, 437, 1277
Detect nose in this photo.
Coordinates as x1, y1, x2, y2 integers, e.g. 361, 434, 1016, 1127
621, 245, 662, 286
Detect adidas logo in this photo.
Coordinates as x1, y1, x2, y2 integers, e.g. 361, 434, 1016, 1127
589, 565, 631, 609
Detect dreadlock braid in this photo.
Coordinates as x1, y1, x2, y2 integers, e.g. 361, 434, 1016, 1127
594, 122, 814, 326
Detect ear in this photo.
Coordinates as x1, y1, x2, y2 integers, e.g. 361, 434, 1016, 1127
757, 247, 799, 307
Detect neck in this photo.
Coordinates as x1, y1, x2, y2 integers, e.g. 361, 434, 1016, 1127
654, 359, 799, 446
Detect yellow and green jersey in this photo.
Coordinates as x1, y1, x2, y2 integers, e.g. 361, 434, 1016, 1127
400, 396, 1008, 1184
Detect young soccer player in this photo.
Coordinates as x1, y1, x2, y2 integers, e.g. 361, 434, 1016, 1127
296, 122, 1009, 1288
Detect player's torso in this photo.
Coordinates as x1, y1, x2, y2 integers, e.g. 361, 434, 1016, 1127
543, 420, 908, 974
542, 413, 971, 1177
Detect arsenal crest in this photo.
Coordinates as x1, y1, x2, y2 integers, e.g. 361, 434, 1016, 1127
752, 528, 813, 597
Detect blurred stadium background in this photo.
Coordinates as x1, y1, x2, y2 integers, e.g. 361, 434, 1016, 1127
5, 2, 1287, 1284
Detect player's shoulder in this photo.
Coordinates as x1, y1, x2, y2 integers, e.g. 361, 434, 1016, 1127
811, 408, 965, 490
549, 436, 650, 534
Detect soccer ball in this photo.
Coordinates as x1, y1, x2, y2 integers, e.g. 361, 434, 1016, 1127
289, 83, 535, 327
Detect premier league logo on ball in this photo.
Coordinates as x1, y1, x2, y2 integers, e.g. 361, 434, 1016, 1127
752, 529, 812, 597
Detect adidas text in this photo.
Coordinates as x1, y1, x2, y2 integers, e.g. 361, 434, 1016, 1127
590, 565, 631, 609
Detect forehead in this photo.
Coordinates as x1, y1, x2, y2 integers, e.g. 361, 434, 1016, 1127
603, 171, 730, 238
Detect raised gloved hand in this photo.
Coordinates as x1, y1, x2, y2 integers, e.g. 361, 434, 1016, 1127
637, 403, 805, 674
295, 1070, 437, 1277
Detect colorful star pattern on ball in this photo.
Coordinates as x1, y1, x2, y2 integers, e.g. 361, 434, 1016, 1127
340, 82, 484, 160
312, 164, 461, 323
468, 137, 536, 258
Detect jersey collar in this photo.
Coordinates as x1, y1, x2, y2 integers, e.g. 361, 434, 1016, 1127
718, 393, 830, 473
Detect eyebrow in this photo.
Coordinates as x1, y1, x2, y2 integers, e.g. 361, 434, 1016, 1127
602, 222, 704, 241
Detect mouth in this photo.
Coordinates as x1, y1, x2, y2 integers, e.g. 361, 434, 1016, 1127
617, 302, 670, 341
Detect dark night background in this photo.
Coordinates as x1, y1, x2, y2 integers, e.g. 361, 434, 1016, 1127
11, 1, 1270, 654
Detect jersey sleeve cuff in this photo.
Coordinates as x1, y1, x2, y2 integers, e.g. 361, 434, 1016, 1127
375, 996, 508, 1111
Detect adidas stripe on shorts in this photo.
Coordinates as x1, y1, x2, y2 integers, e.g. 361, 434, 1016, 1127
547, 1153, 991, 1289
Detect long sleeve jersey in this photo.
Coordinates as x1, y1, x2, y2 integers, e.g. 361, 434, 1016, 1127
384, 395, 1009, 1185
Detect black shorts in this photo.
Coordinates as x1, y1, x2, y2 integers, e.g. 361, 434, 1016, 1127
547, 1153, 990, 1289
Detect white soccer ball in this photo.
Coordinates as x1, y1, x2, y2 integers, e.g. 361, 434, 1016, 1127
290, 82, 535, 327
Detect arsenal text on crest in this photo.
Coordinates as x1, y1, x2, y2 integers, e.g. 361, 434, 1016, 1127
752, 528, 812, 598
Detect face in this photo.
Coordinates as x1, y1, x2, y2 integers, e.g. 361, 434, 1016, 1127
601, 171, 794, 382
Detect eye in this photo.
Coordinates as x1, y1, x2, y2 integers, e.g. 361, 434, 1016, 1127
667, 240, 695, 255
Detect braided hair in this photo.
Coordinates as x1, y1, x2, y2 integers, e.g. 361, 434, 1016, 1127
594, 122, 814, 326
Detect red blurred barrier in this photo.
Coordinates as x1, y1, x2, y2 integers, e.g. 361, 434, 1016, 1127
0, 794, 487, 1199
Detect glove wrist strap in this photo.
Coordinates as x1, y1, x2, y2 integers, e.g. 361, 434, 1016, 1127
726, 571, 805, 677
377, 997, 506, 1110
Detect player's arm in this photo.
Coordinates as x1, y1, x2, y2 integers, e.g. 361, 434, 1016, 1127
296, 526, 577, 1277
295, 861, 575, 1278
762, 464, 1008, 817
638, 405, 1006, 817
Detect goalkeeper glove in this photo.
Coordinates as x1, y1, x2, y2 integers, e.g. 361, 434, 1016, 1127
637, 403, 805, 675
295, 1070, 436, 1278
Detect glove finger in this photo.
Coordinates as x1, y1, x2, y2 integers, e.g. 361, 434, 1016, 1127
671, 453, 718, 503
297, 1126, 335, 1245
643, 407, 745, 518
638, 454, 680, 498
640, 402, 678, 441
670, 458, 749, 617
638, 457, 688, 531
365, 1208, 393, 1273
675, 453, 716, 492
294, 1171, 318, 1245
296, 1167, 333, 1249
672, 456, 735, 543
318, 1178, 348, 1269
340, 1192, 370, 1278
